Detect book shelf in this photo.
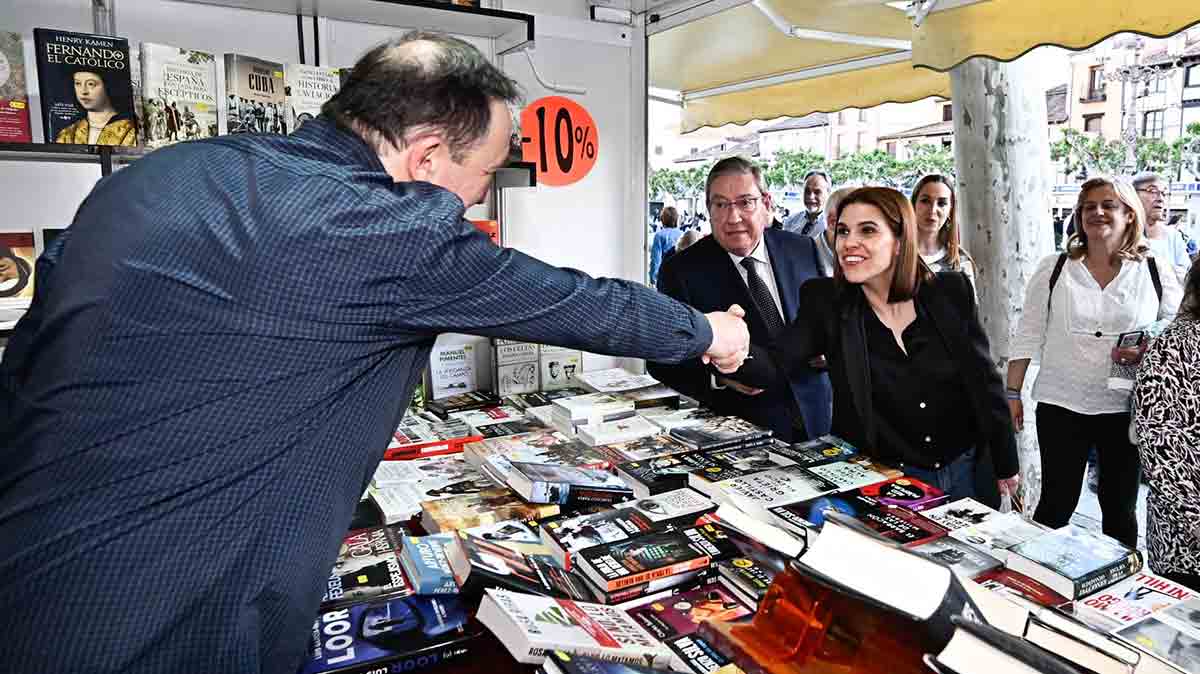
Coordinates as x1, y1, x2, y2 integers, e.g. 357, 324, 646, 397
172, 0, 535, 54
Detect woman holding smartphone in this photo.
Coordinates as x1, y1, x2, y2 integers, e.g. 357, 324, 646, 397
1008, 176, 1181, 548
727, 187, 1019, 507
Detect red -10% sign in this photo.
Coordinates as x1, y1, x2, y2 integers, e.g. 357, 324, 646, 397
520, 96, 598, 187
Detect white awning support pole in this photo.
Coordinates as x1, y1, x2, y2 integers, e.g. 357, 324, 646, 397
751, 0, 913, 51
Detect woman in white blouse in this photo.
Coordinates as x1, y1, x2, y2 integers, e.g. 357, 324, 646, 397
911, 174, 976, 288
1007, 176, 1181, 547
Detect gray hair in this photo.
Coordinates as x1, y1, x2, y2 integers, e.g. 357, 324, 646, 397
705, 156, 770, 205
1131, 171, 1166, 190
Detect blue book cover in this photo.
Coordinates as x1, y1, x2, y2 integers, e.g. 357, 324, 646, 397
399, 534, 459, 595
299, 595, 480, 674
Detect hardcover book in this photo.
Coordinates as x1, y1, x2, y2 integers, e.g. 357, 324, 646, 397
223, 53, 285, 134
139, 42, 217, 149
428, 343, 477, 401
33, 28, 136, 145
911, 536, 1004, 579
419, 487, 560, 533
768, 492, 946, 546
284, 63, 339, 130
541, 508, 662, 570
576, 525, 737, 593
541, 346, 583, 391
398, 534, 458, 595
507, 461, 633, 506
493, 339, 539, 396
476, 588, 673, 667
593, 434, 691, 465
446, 531, 590, 600
299, 595, 480, 674
1008, 525, 1143, 599
921, 497, 1002, 531
625, 581, 754, 641
0, 31, 31, 142
322, 526, 412, 609
1075, 571, 1196, 632
668, 416, 772, 451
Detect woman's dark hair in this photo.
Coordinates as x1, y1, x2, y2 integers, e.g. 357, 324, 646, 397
660, 206, 679, 228
324, 31, 522, 162
910, 174, 970, 269
1181, 255, 1200, 320
834, 186, 932, 302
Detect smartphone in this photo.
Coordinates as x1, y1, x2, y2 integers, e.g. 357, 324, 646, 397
1117, 330, 1146, 349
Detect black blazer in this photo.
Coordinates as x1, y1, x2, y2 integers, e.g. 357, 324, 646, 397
732, 272, 1018, 507
648, 229, 831, 441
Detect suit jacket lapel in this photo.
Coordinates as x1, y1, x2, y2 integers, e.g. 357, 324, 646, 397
763, 230, 799, 321
838, 287, 875, 446
919, 282, 970, 368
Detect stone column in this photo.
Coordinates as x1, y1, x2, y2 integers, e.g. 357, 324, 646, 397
950, 57, 1055, 509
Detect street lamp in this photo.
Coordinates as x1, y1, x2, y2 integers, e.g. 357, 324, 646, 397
1102, 40, 1181, 174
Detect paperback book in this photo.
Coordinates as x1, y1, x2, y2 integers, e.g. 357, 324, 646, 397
804, 456, 900, 490
447, 405, 525, 431
464, 430, 612, 477
1114, 596, 1200, 673
540, 345, 584, 392
493, 339, 540, 396
542, 506, 662, 570
541, 651, 668, 674
577, 415, 660, 447
446, 531, 590, 600
615, 385, 683, 410
624, 581, 753, 642
475, 418, 549, 439
716, 557, 777, 607
857, 476, 948, 511
911, 536, 1004, 579
0, 231, 36, 324
575, 368, 661, 393
768, 434, 859, 466
682, 444, 798, 486
592, 434, 691, 464
428, 343, 477, 401
581, 567, 716, 606
694, 465, 838, 513
575, 524, 737, 593
460, 518, 547, 557
368, 475, 492, 525
505, 387, 591, 411
419, 487, 560, 533
506, 461, 633, 506
973, 568, 1071, 609
640, 407, 718, 433
323, 526, 412, 609
617, 488, 717, 524
615, 454, 700, 498
769, 492, 947, 547
299, 595, 480, 674
922, 497, 1002, 531
34, 28, 136, 145
0, 31, 31, 142
1075, 571, 1196, 632
476, 588, 673, 667
950, 511, 1047, 562
223, 52, 285, 134
423, 390, 502, 420
284, 63, 339, 130
668, 416, 772, 451
666, 634, 736, 674
398, 534, 458, 595
1008, 525, 1143, 599
383, 413, 481, 460
139, 42, 217, 149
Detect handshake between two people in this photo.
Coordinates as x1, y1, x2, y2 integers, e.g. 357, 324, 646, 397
702, 304, 752, 374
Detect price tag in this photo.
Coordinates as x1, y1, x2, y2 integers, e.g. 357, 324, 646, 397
520, 96, 598, 187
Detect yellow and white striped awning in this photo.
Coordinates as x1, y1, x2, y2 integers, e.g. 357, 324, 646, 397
650, 0, 1200, 132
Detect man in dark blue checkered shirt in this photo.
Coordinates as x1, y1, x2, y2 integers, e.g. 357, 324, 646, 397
0, 32, 749, 673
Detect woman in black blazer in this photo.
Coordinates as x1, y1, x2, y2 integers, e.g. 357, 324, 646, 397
730, 187, 1019, 508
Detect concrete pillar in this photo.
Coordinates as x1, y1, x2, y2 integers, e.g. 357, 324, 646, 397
950, 57, 1055, 508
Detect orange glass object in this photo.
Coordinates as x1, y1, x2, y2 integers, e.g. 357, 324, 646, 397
699, 563, 934, 674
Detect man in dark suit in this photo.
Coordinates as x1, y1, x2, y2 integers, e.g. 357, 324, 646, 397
650, 156, 832, 442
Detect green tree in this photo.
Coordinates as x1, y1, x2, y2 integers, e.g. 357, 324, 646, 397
1050, 128, 1126, 177
897, 144, 955, 186
762, 149, 826, 191
828, 150, 903, 186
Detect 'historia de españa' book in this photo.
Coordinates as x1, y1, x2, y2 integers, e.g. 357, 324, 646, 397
139, 42, 217, 148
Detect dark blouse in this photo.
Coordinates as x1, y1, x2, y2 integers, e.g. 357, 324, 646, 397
864, 303, 978, 468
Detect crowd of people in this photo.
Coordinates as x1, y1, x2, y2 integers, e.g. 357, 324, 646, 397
652, 156, 1200, 594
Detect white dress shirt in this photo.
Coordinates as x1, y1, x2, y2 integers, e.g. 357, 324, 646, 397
1012, 253, 1182, 414
727, 238, 784, 320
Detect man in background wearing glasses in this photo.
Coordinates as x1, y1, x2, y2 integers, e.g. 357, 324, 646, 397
1135, 172, 1192, 284
650, 156, 832, 441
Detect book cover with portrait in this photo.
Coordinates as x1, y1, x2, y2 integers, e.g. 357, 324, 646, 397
33, 28, 135, 146
0, 31, 31, 142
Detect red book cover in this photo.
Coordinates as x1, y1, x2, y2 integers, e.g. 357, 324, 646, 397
0, 32, 31, 143
975, 568, 1071, 609
471, 219, 500, 246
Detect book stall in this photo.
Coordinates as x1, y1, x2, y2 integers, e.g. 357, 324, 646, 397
3, 1, 1200, 674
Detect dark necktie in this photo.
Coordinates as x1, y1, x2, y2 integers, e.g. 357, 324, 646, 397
740, 258, 785, 337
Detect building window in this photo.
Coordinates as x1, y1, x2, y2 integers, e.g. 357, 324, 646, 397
859, 109, 868, 122
942, 104, 953, 122
942, 138, 953, 150
857, 133, 867, 152
654, 145, 663, 156
1083, 114, 1104, 133
1146, 76, 1166, 95
1143, 109, 1165, 138
1086, 65, 1106, 100
1187, 64, 1200, 88
836, 134, 846, 157
839, 110, 851, 125
886, 141, 897, 157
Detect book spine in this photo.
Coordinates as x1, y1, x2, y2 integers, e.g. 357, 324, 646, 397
1074, 552, 1144, 598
